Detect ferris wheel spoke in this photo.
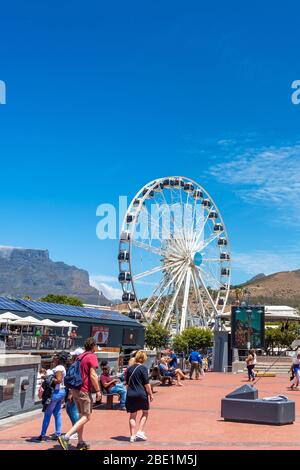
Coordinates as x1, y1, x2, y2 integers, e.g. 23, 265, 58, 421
146, 267, 184, 316
131, 239, 164, 256
180, 268, 192, 332
196, 231, 222, 252
151, 282, 172, 322
143, 205, 166, 244
202, 258, 221, 262
152, 197, 170, 241
133, 265, 165, 281
192, 205, 214, 250
161, 269, 186, 327
196, 265, 225, 290
190, 269, 207, 326
140, 273, 169, 313
194, 267, 219, 317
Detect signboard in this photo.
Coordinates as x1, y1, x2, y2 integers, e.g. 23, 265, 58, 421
231, 305, 265, 350
123, 328, 138, 345
91, 326, 109, 345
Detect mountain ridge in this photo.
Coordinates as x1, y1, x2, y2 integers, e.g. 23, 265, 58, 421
231, 269, 300, 308
0, 247, 111, 305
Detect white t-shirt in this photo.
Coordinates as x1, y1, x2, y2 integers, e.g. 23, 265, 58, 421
52, 365, 66, 391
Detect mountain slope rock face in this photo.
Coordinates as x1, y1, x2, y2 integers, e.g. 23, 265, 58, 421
0, 247, 108, 305
232, 270, 300, 308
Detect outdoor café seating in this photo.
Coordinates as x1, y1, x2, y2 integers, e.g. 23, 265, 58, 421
0, 311, 79, 351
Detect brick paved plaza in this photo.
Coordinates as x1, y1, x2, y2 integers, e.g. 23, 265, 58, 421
0, 372, 299, 450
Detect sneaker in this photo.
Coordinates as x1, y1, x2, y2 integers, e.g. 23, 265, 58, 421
76, 441, 90, 450
35, 435, 46, 442
69, 433, 78, 440
130, 435, 136, 443
58, 434, 70, 451
120, 406, 127, 411
136, 431, 147, 441
49, 433, 59, 441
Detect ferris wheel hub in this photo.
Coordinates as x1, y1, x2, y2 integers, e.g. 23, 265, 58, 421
194, 252, 203, 267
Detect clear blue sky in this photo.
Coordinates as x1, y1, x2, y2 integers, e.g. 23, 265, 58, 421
0, 1, 300, 298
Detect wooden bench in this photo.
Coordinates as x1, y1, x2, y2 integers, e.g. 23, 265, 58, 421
149, 379, 161, 392
100, 382, 120, 409
150, 365, 175, 386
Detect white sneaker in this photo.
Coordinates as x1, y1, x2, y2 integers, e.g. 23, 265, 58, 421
136, 431, 147, 441
69, 433, 78, 440
130, 435, 136, 443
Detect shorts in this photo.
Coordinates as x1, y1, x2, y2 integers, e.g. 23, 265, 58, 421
72, 389, 93, 416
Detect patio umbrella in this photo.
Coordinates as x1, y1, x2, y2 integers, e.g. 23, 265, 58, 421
56, 320, 72, 327
40, 319, 59, 327
11, 316, 43, 326
0, 312, 22, 332
0, 312, 22, 321
66, 322, 78, 328
56, 320, 73, 337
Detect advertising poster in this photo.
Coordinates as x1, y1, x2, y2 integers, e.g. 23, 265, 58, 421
91, 326, 109, 345
231, 306, 265, 350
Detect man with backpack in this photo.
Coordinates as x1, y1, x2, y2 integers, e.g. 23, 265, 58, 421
58, 337, 101, 450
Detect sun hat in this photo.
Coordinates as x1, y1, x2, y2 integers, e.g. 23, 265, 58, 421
70, 347, 84, 356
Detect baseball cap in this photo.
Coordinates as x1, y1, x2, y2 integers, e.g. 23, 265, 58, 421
70, 347, 84, 356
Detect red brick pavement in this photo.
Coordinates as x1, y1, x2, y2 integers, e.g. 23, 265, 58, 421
0, 373, 299, 450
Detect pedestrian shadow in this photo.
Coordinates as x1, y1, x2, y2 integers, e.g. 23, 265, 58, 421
24, 437, 46, 443
111, 435, 129, 442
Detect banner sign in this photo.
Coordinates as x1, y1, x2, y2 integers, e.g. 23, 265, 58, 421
91, 326, 109, 345
231, 305, 265, 350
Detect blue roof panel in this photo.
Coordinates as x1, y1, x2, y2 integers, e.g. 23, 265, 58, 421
0, 297, 30, 313
14, 299, 138, 323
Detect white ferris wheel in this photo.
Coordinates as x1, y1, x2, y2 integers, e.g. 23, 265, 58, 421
118, 176, 231, 333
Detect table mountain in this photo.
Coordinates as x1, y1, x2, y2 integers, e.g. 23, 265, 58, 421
0, 247, 109, 305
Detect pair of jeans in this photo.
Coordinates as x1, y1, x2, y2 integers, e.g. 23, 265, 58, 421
41, 389, 66, 437
247, 364, 255, 380
66, 399, 79, 426
110, 384, 127, 407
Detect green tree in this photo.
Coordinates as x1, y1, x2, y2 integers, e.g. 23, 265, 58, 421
172, 327, 213, 353
265, 323, 299, 354
40, 294, 83, 307
144, 322, 171, 350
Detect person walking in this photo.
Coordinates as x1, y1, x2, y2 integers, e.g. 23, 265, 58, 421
245, 349, 257, 382
125, 350, 153, 443
189, 350, 202, 380
37, 351, 69, 441
288, 352, 300, 390
65, 348, 84, 439
58, 338, 101, 451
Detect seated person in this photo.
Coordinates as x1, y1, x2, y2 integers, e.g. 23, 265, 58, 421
100, 365, 127, 410
159, 355, 185, 386
123, 357, 135, 382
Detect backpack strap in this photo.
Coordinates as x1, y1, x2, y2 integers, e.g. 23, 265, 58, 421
127, 364, 142, 386
76, 351, 94, 362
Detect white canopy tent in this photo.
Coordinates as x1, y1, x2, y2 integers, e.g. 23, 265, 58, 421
56, 320, 74, 327
40, 318, 60, 327
67, 322, 78, 328
0, 312, 22, 322
11, 316, 44, 326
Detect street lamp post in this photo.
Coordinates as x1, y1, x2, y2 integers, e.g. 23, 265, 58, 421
246, 307, 253, 351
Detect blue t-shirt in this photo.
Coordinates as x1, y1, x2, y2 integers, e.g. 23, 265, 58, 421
168, 353, 178, 369
189, 351, 202, 364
